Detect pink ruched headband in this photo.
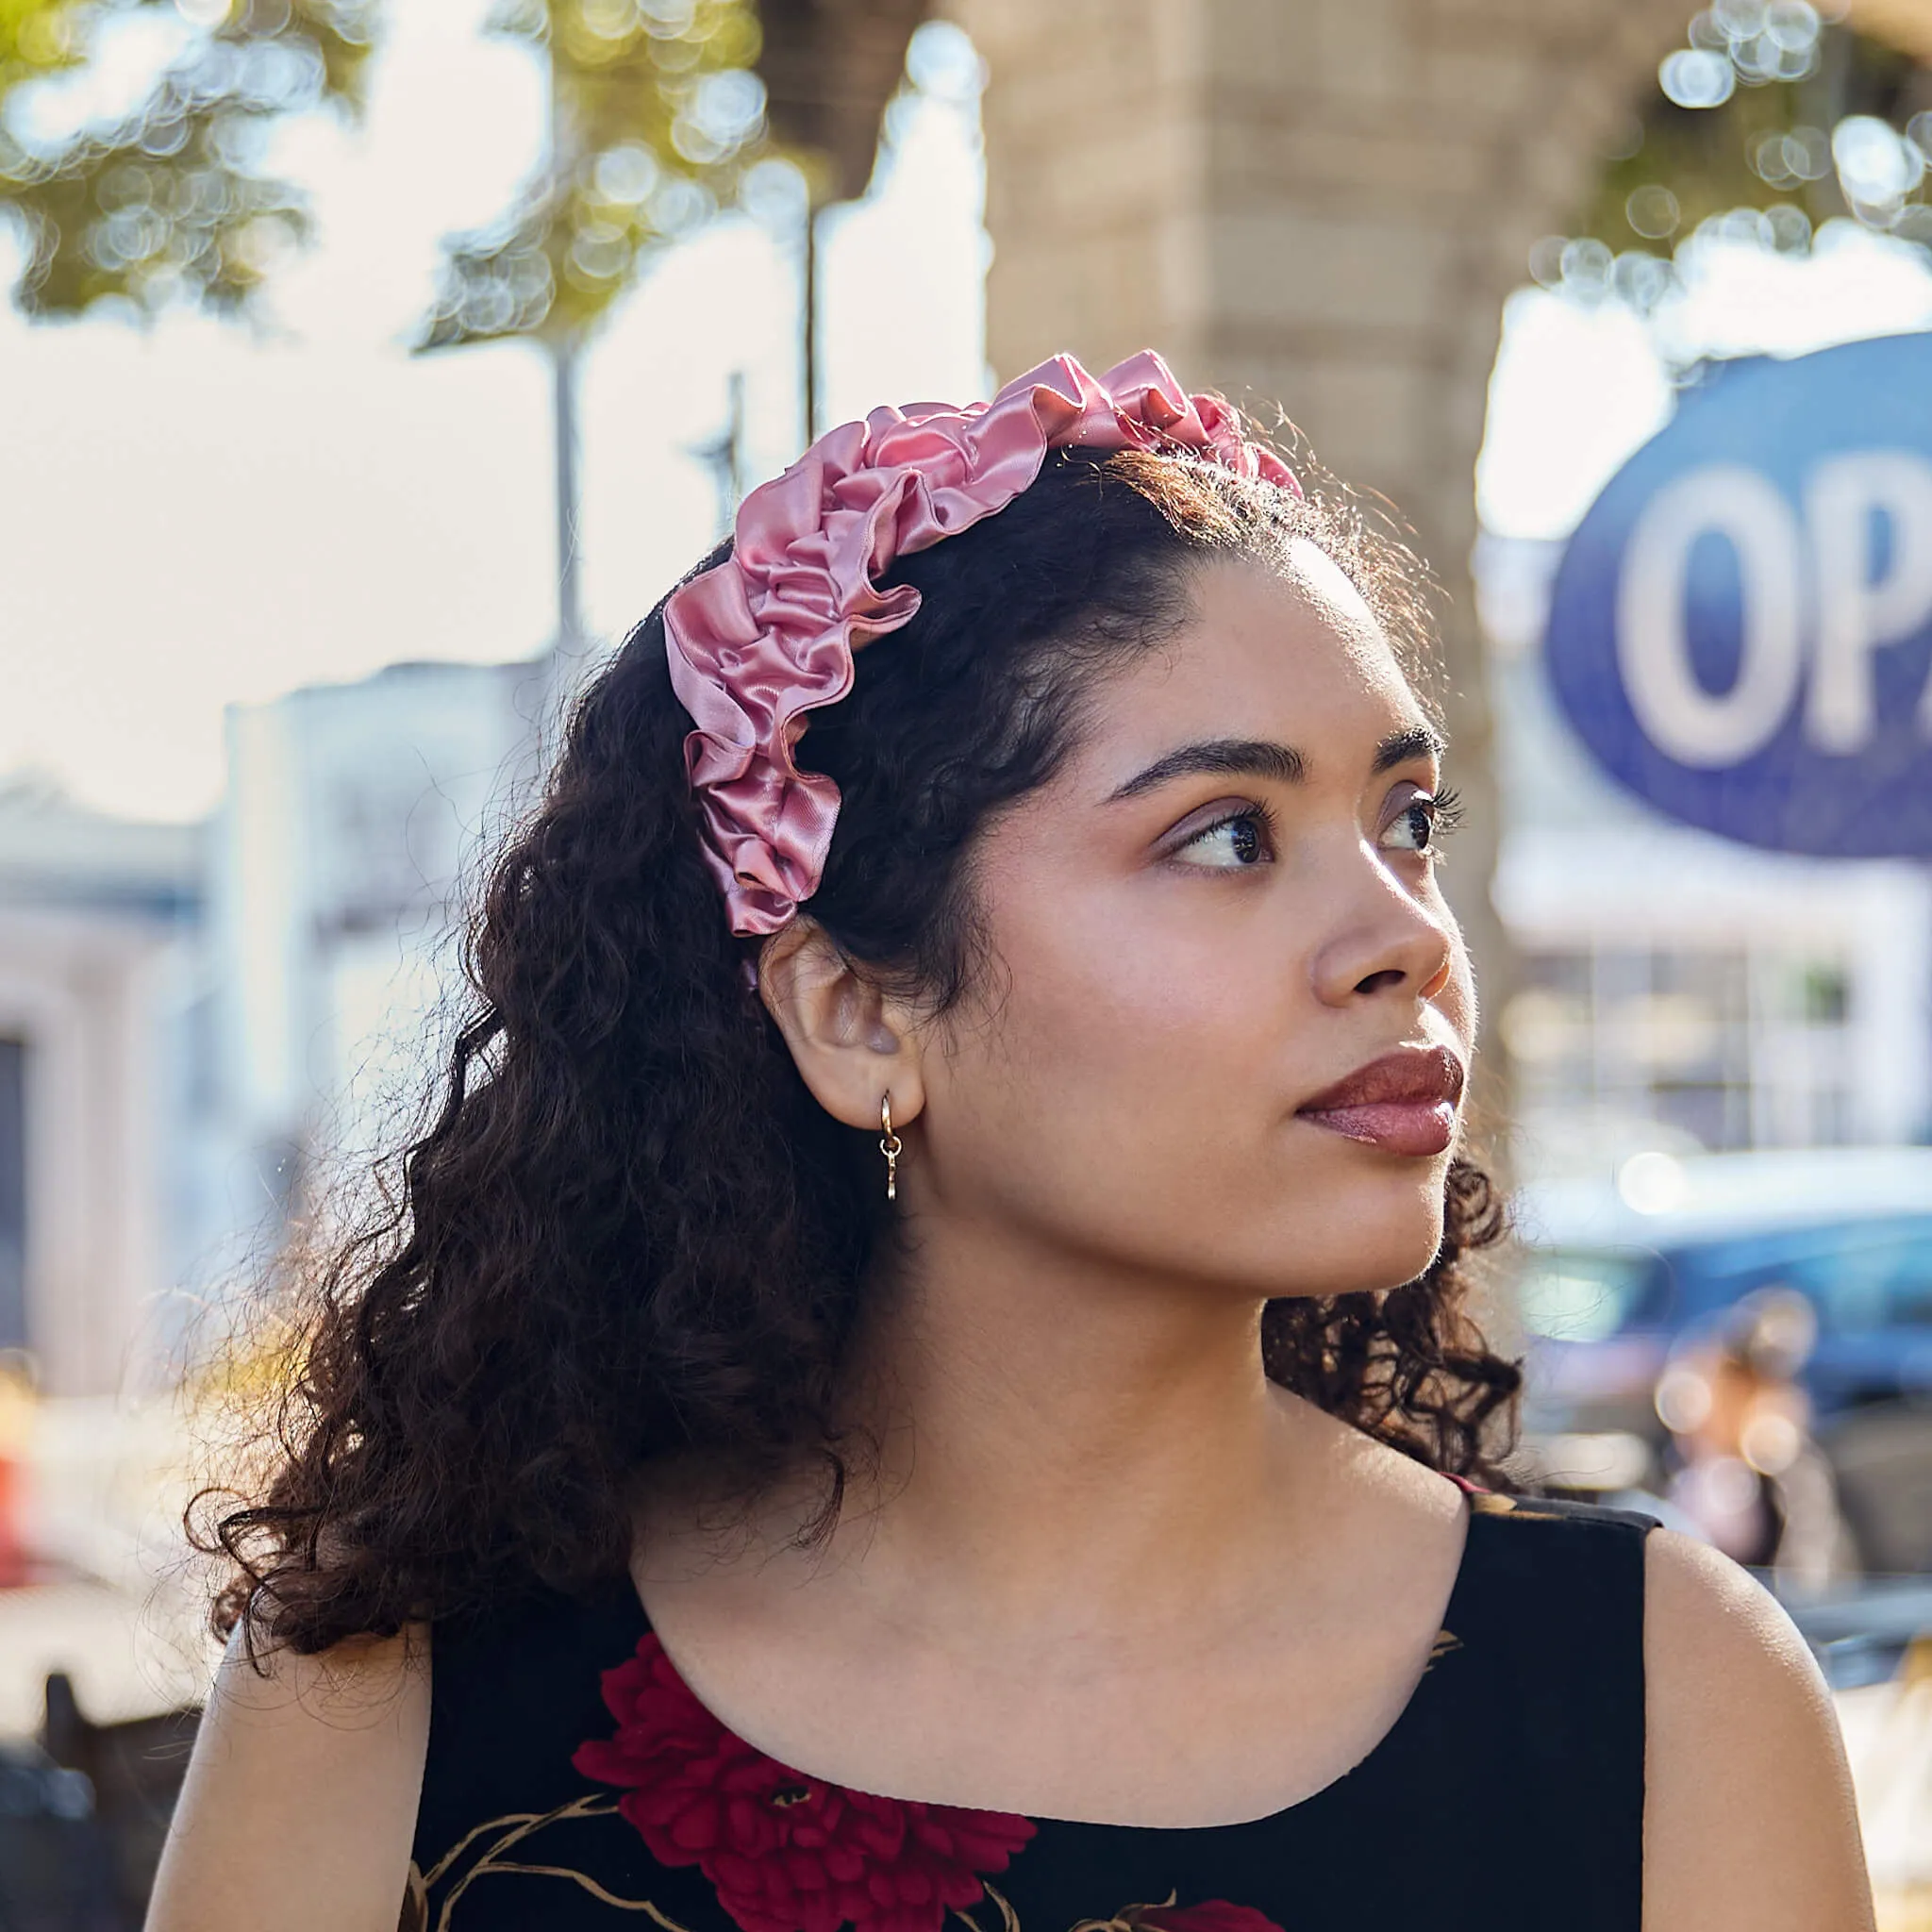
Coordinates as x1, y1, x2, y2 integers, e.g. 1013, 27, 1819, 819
664, 349, 1300, 939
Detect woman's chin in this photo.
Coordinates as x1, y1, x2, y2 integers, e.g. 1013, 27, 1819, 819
1255, 1181, 1448, 1299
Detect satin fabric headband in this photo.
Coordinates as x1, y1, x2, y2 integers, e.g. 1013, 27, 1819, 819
663, 348, 1301, 940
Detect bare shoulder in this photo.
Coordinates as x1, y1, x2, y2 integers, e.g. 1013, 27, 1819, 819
1642, 1529, 1874, 1932
145, 1621, 431, 1932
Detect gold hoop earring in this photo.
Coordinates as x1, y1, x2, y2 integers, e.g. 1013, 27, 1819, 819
879, 1094, 902, 1203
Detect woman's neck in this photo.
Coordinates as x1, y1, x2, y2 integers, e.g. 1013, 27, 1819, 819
809, 1214, 1330, 1648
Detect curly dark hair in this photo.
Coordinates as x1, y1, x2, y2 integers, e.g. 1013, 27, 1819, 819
202, 441, 1522, 1657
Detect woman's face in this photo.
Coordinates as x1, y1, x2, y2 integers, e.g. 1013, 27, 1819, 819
913, 543, 1474, 1302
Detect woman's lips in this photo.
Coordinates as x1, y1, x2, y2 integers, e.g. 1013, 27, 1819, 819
1295, 1044, 1464, 1158
1298, 1098, 1457, 1157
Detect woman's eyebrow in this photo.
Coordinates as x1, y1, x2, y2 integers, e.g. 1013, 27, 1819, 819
1373, 723, 1447, 774
1107, 723, 1445, 803
1107, 738, 1306, 802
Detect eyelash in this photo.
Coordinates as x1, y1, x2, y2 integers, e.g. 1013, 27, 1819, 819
1386, 786, 1464, 856
1178, 801, 1280, 864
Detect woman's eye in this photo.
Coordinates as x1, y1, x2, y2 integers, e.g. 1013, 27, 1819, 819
1177, 810, 1274, 870
1379, 787, 1462, 855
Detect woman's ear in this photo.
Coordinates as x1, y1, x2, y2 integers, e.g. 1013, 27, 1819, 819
757, 921, 925, 1131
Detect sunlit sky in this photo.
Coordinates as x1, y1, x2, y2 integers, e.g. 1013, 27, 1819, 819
4, 5, 1932, 824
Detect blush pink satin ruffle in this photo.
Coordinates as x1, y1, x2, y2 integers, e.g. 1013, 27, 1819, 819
663, 349, 1301, 938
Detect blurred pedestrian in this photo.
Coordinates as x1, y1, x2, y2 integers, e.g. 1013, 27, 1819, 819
1656, 1287, 1853, 1589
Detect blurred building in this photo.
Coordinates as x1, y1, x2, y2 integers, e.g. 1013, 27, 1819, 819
0, 781, 206, 1397
1478, 533, 1932, 1175
0, 657, 553, 1401
210, 655, 552, 1233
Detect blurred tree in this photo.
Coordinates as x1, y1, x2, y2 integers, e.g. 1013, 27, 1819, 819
411, 0, 935, 650
413, 0, 768, 650
415, 0, 764, 357
0, 0, 377, 320
1549, 7, 1932, 316
3, 0, 935, 648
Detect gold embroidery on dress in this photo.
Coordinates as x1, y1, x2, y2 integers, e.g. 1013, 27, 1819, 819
405, 1794, 697, 1932
955, 1882, 1023, 1932
1467, 1491, 1567, 1522
1065, 1893, 1184, 1932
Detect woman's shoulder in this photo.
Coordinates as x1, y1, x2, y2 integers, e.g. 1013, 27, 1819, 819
1443, 1481, 1660, 1637
1445, 1485, 1830, 1707
1639, 1528, 1875, 1930
1456, 1495, 1876, 1932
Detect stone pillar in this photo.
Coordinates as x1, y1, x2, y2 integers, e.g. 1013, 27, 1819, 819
951, 0, 1691, 1152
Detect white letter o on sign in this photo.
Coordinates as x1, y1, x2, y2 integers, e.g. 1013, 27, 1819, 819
1615, 464, 1804, 768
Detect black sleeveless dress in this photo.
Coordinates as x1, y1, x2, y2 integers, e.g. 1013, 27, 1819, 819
405, 1491, 1658, 1932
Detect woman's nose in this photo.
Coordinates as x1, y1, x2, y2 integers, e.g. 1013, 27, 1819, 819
1308, 858, 1457, 1008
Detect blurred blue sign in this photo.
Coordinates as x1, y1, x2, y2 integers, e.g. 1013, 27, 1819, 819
1544, 332, 1932, 857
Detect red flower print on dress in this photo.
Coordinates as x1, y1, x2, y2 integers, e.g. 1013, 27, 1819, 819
1073, 1898, 1285, 1932
1137, 1905, 1284, 1932
573, 1634, 1036, 1932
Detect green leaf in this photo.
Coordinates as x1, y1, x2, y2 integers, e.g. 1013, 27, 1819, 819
416, 0, 768, 353
0, 0, 378, 320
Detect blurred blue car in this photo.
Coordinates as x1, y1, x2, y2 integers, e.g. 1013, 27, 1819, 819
1515, 1147, 1932, 1572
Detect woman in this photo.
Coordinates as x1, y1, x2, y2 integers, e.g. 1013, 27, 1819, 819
150, 353, 1873, 1932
